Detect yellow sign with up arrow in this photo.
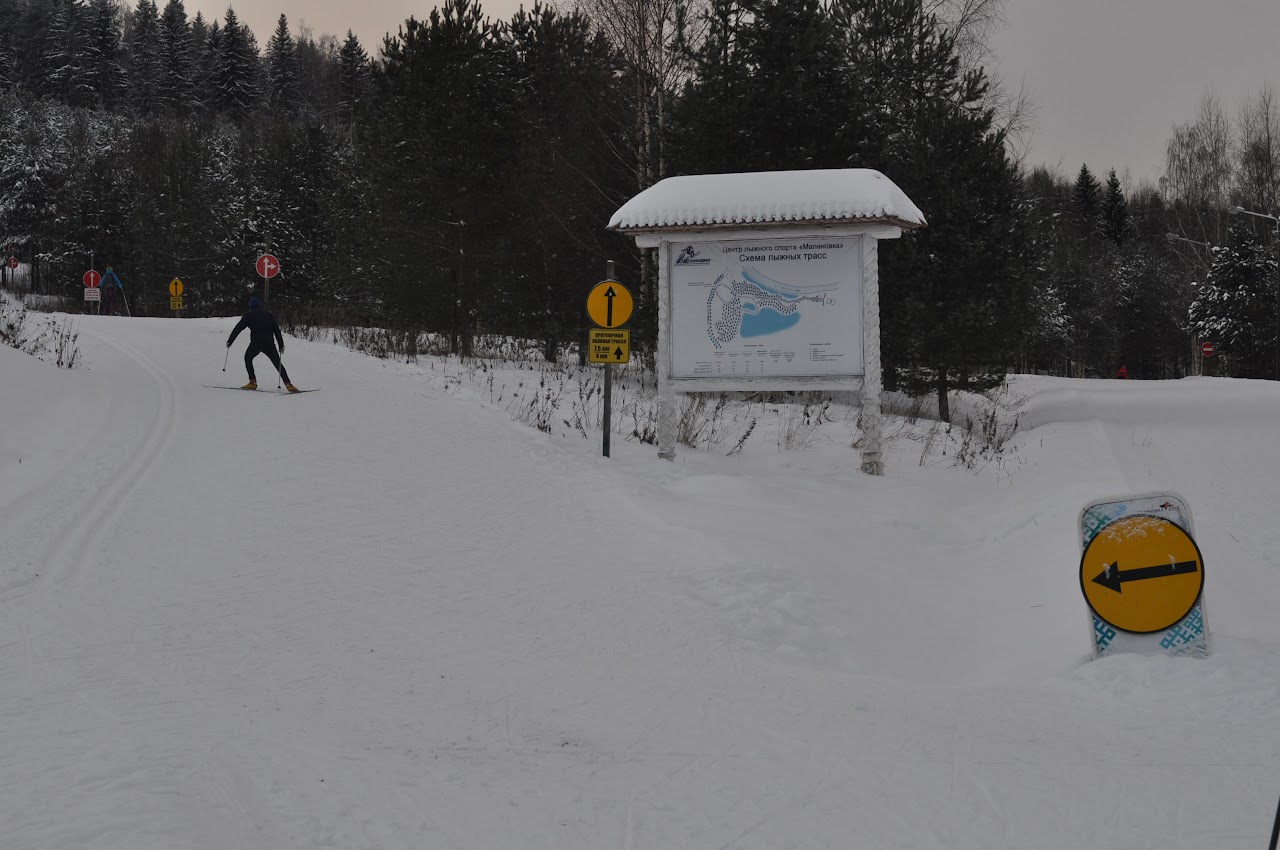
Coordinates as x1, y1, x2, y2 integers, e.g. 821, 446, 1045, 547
586, 281, 633, 329
1079, 514, 1204, 634
589, 329, 630, 364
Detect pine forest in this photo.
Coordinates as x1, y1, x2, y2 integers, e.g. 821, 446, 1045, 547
3, 0, 1280, 413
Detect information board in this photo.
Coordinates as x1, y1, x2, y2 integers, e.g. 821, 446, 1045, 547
668, 237, 863, 380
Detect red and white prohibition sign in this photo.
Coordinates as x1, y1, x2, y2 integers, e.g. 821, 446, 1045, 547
256, 254, 281, 279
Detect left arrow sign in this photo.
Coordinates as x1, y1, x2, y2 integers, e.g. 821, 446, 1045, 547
1091, 560, 1199, 593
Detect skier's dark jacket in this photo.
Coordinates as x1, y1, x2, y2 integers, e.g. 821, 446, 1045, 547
228, 307, 284, 350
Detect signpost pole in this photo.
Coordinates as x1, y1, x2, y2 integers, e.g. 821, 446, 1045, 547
603, 261, 615, 459
1268, 792, 1280, 850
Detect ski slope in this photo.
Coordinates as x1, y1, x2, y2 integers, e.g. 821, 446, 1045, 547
3, 315, 1280, 849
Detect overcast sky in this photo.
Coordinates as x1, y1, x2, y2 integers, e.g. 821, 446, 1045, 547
993, 0, 1280, 185
185, 0, 529, 54
192, 0, 1280, 187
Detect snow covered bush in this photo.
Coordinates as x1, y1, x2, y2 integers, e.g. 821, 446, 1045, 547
0, 294, 81, 368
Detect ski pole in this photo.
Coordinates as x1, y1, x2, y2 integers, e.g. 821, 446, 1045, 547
1269, 792, 1280, 850
222, 347, 230, 372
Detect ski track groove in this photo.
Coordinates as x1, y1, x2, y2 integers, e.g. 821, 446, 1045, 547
29, 330, 180, 594
4, 328, 287, 848
8, 329, 182, 702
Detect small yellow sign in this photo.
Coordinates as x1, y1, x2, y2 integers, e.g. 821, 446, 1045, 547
169, 278, 184, 297
589, 329, 630, 364
586, 280, 633, 328
170, 297, 184, 311
1080, 514, 1204, 634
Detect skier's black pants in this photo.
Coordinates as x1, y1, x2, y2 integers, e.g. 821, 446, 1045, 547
245, 341, 289, 384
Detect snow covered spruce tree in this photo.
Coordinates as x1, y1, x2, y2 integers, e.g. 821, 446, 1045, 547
128, 0, 162, 113
1101, 169, 1134, 246
668, 0, 751, 177
844, 0, 1031, 422
43, 0, 95, 105
84, 0, 127, 108
1072, 163, 1102, 240
1190, 219, 1278, 378
0, 19, 13, 94
363, 0, 521, 354
336, 30, 369, 129
265, 14, 298, 113
209, 7, 259, 117
157, 0, 196, 113
506, 2, 630, 362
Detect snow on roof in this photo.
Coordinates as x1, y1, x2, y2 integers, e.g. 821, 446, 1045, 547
608, 168, 926, 232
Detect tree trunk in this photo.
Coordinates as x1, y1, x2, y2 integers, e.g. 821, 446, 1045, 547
936, 366, 950, 424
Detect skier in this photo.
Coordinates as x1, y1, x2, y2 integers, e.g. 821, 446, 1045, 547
1115, 365, 1129, 380
226, 296, 299, 392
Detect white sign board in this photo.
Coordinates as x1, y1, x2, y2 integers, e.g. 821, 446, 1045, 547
84, 287, 101, 302
668, 237, 864, 380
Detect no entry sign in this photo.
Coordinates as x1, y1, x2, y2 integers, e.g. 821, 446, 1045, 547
1201, 341, 1216, 358
7, 257, 17, 270
256, 254, 281, 279
83, 270, 102, 288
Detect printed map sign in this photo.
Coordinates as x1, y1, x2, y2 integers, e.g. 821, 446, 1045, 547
668, 237, 863, 380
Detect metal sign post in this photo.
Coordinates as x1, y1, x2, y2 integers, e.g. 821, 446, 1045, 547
83, 269, 102, 315
587, 261, 634, 459
256, 254, 281, 306
169, 279, 185, 316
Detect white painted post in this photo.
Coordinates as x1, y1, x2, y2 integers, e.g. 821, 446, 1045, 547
860, 237, 885, 476
656, 240, 677, 461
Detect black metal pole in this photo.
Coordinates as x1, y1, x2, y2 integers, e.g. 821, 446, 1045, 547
1269, 792, 1280, 850
603, 260, 616, 459
604, 362, 613, 459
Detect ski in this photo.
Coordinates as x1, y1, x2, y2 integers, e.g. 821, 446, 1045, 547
202, 385, 319, 393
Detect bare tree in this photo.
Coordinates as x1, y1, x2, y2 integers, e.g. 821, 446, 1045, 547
924, 0, 1004, 68
1163, 90, 1233, 244
574, 0, 706, 191
1234, 84, 1280, 213
925, 0, 1037, 164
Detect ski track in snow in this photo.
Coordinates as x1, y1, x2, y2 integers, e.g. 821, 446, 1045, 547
3, 321, 1280, 848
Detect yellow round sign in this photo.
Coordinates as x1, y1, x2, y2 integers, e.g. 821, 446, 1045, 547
1080, 515, 1204, 634
169, 279, 184, 297
586, 280, 633, 329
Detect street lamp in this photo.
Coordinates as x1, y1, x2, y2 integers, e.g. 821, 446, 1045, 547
1165, 232, 1212, 248
1228, 206, 1280, 380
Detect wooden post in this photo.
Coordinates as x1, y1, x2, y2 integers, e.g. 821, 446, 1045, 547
656, 241, 676, 461
860, 237, 885, 476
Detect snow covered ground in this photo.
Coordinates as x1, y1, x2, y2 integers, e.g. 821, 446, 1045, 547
3, 314, 1280, 849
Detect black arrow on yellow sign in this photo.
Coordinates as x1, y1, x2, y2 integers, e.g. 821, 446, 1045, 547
1091, 560, 1199, 593
605, 286, 617, 326
614, 347, 623, 360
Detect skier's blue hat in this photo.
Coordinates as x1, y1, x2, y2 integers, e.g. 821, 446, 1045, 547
249, 296, 262, 308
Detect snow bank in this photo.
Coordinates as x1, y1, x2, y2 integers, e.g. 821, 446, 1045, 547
5, 321, 1280, 849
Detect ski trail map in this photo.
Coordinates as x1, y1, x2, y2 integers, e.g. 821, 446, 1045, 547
670, 238, 864, 380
